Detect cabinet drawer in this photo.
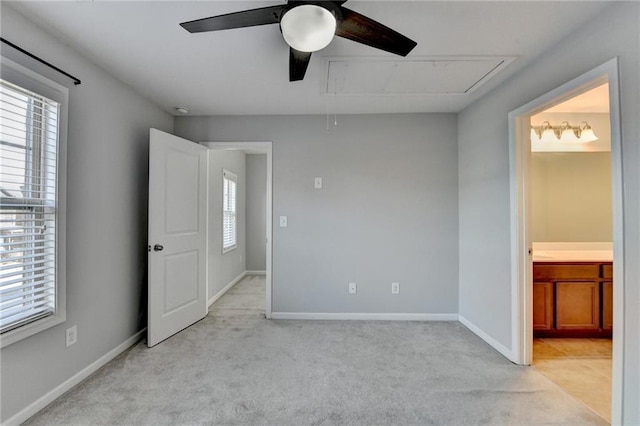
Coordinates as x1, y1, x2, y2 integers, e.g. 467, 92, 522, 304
601, 264, 613, 279
534, 264, 600, 280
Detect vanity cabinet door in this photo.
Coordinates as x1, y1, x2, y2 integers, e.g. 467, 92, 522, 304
533, 282, 553, 330
555, 281, 600, 329
602, 281, 613, 330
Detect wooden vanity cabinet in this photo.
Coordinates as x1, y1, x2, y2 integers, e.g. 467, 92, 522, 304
533, 262, 612, 338
533, 282, 553, 330
602, 264, 613, 330
602, 282, 613, 330
555, 281, 599, 330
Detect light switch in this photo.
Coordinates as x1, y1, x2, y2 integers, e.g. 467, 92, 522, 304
279, 216, 288, 227
314, 177, 323, 189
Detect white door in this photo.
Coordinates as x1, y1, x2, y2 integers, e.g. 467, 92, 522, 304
147, 129, 208, 347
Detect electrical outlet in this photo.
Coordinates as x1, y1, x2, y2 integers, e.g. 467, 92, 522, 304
392, 282, 400, 295
314, 177, 323, 189
348, 282, 357, 294
66, 325, 78, 347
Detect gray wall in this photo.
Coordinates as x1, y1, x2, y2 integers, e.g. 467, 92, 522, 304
531, 152, 612, 242
0, 4, 174, 422
457, 2, 639, 423
207, 150, 246, 299
176, 114, 459, 314
246, 154, 267, 271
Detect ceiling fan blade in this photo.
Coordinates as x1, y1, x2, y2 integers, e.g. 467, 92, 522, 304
335, 7, 417, 56
290, 48, 312, 81
180, 5, 287, 33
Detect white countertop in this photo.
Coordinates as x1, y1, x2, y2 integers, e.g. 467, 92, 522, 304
532, 242, 613, 262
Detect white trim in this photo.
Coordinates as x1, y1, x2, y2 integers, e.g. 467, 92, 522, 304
245, 270, 266, 275
207, 271, 247, 307
0, 58, 69, 348
271, 312, 458, 321
458, 315, 516, 361
508, 58, 624, 424
4, 329, 145, 426
320, 56, 517, 96
221, 245, 237, 254
201, 142, 273, 319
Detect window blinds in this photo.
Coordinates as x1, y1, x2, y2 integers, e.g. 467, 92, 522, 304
0, 79, 59, 334
222, 170, 237, 251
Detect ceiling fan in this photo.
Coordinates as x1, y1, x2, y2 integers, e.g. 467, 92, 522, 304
180, 1, 417, 82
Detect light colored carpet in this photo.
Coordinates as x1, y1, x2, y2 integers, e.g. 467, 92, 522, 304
25, 275, 606, 425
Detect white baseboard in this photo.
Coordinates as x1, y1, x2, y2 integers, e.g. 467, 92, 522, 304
245, 270, 266, 275
4, 329, 145, 426
207, 271, 247, 307
458, 315, 515, 362
271, 312, 459, 321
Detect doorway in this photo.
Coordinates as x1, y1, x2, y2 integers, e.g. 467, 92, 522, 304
202, 142, 273, 319
508, 59, 624, 423
528, 83, 613, 422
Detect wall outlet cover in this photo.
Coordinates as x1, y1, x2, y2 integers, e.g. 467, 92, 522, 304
392, 282, 400, 295
66, 325, 78, 347
348, 282, 357, 294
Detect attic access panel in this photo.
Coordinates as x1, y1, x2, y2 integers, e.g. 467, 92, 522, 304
324, 57, 515, 95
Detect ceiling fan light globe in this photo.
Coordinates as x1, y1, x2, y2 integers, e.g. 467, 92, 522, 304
280, 5, 337, 52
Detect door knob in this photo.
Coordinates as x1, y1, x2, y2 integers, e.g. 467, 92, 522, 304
153, 244, 164, 252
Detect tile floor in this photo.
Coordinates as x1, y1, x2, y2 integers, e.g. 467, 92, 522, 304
533, 338, 612, 423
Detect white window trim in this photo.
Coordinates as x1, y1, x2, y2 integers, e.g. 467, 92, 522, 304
222, 169, 237, 254
0, 58, 68, 348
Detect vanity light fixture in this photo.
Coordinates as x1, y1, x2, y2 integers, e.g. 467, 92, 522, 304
539, 121, 558, 143
559, 121, 580, 143
579, 122, 598, 143
530, 127, 541, 143
531, 120, 598, 143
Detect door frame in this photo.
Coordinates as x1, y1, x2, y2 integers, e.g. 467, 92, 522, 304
201, 141, 273, 319
508, 58, 624, 423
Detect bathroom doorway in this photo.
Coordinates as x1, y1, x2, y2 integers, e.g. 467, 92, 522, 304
508, 59, 624, 424
529, 82, 613, 422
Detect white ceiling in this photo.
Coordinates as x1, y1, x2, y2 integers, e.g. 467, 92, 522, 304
545, 83, 610, 113
6, 1, 612, 116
